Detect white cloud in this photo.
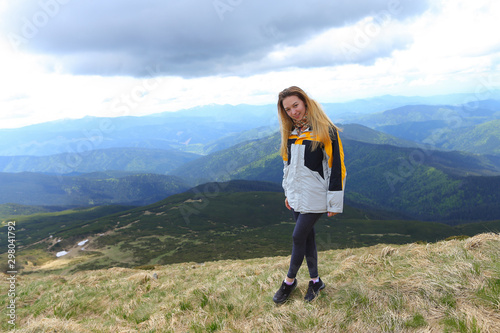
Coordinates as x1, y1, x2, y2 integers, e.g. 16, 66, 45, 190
263, 14, 413, 70
1, 0, 500, 129
1, 0, 430, 77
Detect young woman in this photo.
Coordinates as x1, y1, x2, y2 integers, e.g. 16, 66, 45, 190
273, 86, 346, 303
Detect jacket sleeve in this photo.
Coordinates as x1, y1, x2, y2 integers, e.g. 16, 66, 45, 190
282, 159, 289, 198
326, 128, 346, 213
282, 136, 290, 197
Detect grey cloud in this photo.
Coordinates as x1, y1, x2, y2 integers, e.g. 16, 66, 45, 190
2, 0, 429, 77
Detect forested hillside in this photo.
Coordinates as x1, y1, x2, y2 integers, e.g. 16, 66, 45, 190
0, 172, 189, 206
0, 147, 200, 174
180, 134, 500, 221
3, 180, 499, 275
350, 101, 500, 155
440, 119, 500, 155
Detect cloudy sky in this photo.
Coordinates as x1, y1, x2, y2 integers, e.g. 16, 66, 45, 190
0, 0, 499, 128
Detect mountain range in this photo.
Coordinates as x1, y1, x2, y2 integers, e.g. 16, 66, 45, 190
0, 95, 498, 218
1, 93, 500, 273
0, 172, 189, 206
3, 123, 498, 220
2, 92, 499, 157
349, 100, 500, 155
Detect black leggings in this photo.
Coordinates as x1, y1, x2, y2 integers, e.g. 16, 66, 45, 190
287, 209, 323, 279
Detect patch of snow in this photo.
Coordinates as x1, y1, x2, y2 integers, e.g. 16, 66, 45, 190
78, 239, 89, 246
56, 251, 68, 257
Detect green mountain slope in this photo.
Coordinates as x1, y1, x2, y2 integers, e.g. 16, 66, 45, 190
340, 124, 422, 148
170, 132, 281, 185
352, 102, 500, 155
0, 203, 64, 219
440, 119, 500, 155
4, 181, 499, 275
197, 126, 277, 154
170, 125, 434, 186
248, 139, 500, 221
0, 147, 200, 174
0, 172, 189, 206
0, 205, 133, 248
172, 132, 500, 221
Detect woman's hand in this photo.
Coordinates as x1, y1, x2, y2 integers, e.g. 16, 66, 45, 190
327, 212, 337, 217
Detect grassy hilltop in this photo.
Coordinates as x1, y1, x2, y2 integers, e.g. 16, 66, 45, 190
1, 233, 499, 332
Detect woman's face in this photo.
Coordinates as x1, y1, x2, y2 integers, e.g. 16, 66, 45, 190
282, 95, 306, 122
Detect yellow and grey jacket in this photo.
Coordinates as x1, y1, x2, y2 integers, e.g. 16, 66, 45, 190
282, 126, 346, 214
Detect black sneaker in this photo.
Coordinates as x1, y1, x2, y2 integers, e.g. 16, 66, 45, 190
273, 279, 297, 304
304, 278, 325, 302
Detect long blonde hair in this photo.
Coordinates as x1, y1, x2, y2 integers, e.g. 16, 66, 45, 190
277, 86, 339, 158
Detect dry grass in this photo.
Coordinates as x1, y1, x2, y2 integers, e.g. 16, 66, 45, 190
2, 233, 499, 332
